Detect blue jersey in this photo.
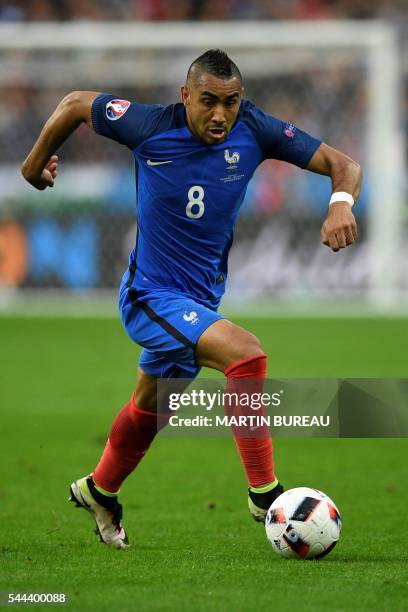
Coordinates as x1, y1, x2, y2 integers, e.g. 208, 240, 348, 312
92, 95, 321, 309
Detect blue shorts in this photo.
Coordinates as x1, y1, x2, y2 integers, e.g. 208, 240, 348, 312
119, 283, 223, 379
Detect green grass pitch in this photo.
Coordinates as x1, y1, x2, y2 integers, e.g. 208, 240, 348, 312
1, 315, 408, 611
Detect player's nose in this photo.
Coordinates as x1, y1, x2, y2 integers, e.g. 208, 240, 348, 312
211, 104, 226, 125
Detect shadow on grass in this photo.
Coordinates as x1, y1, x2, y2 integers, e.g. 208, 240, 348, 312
303, 553, 407, 564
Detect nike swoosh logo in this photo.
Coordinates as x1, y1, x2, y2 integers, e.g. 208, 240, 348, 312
147, 159, 173, 166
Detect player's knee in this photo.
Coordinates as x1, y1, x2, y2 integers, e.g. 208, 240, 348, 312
195, 321, 266, 372
234, 332, 265, 363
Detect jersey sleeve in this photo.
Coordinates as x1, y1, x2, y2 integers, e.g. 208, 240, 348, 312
243, 101, 321, 168
91, 93, 164, 150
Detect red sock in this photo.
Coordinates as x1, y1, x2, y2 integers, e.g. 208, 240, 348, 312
92, 395, 168, 493
225, 355, 276, 488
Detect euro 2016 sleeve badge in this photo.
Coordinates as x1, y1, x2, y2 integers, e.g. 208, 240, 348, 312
106, 99, 131, 121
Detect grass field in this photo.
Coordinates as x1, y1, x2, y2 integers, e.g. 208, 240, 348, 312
1, 316, 408, 611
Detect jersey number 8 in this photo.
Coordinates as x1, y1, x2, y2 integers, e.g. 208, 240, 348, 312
186, 186, 205, 219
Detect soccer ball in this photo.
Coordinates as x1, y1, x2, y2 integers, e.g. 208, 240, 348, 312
265, 487, 341, 560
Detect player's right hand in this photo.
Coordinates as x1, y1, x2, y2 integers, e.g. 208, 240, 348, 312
37, 155, 59, 190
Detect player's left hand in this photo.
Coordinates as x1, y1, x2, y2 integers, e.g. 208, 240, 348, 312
321, 202, 357, 252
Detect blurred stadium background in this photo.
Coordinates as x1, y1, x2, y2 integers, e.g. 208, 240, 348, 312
0, 0, 406, 316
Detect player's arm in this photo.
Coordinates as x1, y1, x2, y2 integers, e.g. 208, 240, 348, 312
21, 91, 100, 190
307, 143, 362, 252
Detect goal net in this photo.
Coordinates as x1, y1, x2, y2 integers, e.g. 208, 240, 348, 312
0, 21, 404, 313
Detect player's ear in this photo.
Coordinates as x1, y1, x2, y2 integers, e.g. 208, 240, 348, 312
180, 85, 190, 106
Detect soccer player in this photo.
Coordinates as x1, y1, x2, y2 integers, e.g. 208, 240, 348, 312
22, 50, 361, 549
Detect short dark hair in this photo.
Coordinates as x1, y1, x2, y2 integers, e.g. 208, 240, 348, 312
187, 49, 242, 84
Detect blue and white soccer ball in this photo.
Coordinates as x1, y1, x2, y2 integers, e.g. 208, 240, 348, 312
265, 487, 342, 560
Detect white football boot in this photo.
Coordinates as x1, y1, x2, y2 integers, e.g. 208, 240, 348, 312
69, 475, 129, 549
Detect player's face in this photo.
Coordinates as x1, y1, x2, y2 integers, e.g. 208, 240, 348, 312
181, 73, 243, 145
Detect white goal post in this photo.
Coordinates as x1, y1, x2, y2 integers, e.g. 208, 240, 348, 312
0, 21, 404, 313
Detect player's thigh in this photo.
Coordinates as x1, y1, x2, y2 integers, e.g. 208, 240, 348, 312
196, 319, 265, 372
133, 368, 195, 413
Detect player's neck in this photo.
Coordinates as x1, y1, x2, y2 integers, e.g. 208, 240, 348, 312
184, 108, 202, 142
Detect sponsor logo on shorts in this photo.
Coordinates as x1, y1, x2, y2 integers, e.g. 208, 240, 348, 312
183, 311, 199, 325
